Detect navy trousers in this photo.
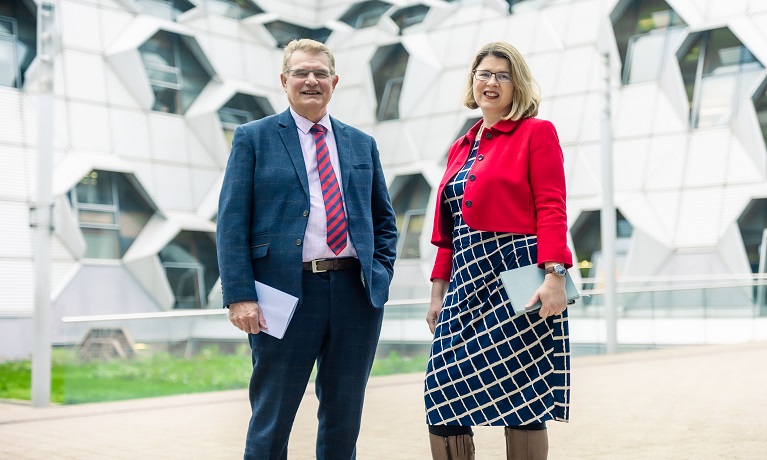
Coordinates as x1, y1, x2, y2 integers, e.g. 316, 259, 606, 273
244, 268, 384, 460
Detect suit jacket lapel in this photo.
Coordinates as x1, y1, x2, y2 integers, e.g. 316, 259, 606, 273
330, 117, 352, 194
278, 109, 310, 199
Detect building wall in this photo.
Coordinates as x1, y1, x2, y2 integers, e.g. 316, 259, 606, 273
2, 0, 767, 359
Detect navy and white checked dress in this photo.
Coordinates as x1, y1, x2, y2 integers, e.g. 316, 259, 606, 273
424, 138, 571, 427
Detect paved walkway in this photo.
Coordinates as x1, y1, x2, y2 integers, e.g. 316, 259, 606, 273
1, 342, 766, 459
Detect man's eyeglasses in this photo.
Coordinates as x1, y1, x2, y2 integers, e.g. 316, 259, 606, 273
473, 70, 512, 83
287, 69, 333, 80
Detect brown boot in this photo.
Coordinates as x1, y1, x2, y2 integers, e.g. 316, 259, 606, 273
504, 428, 548, 459
428, 432, 475, 460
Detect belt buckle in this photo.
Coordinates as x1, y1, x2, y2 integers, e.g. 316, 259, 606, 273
311, 259, 328, 273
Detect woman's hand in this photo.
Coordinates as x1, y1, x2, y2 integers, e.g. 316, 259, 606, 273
526, 273, 568, 319
426, 279, 449, 334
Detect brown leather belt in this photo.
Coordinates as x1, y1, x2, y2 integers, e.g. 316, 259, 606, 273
302, 257, 360, 273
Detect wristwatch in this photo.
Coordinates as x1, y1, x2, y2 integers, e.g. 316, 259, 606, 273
544, 264, 567, 278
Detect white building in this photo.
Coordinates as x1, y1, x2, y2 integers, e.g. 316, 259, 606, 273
2, 0, 767, 359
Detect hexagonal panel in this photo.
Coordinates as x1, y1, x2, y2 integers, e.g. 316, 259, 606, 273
370, 43, 409, 121
0, 0, 37, 88
677, 27, 764, 128
390, 4, 429, 34
340, 0, 392, 29
158, 230, 219, 309
138, 30, 213, 114
263, 21, 332, 48
390, 174, 431, 259
218, 92, 275, 146
611, 0, 685, 85
68, 170, 156, 259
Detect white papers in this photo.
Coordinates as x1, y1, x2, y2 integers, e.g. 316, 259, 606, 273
254, 280, 299, 339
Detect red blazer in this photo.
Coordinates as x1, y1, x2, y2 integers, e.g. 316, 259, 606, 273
430, 117, 573, 281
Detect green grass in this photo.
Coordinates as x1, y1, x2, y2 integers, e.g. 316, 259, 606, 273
0, 348, 428, 405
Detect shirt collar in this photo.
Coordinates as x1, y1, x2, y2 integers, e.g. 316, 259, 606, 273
289, 107, 332, 135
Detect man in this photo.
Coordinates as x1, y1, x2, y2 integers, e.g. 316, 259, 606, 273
216, 38, 398, 460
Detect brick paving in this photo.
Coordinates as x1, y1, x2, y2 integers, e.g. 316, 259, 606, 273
1, 342, 766, 459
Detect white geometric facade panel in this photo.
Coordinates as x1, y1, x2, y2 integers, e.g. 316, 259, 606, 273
62, 51, 108, 104
59, 0, 103, 52
4, 0, 767, 356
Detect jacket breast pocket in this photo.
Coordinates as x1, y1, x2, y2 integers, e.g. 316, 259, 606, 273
250, 243, 269, 259
353, 163, 372, 170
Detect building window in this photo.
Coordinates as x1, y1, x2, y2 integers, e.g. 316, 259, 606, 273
390, 5, 429, 34
218, 93, 274, 147
139, 31, 212, 114
206, 0, 263, 19
755, 82, 767, 150
679, 27, 764, 129
571, 209, 633, 280
340, 0, 392, 29
391, 174, 431, 259
371, 44, 409, 121
736, 198, 767, 275
263, 21, 332, 48
612, 0, 686, 85
137, 0, 195, 21
0, 1, 36, 89
69, 171, 155, 259
159, 231, 220, 309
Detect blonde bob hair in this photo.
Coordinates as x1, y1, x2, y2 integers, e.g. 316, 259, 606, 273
282, 38, 336, 76
462, 42, 540, 120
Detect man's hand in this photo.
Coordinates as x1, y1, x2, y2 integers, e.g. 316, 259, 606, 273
228, 301, 268, 334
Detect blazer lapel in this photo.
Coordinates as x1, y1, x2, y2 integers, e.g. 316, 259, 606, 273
278, 109, 310, 199
330, 117, 352, 194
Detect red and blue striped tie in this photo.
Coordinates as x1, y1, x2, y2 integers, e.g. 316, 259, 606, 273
310, 124, 348, 255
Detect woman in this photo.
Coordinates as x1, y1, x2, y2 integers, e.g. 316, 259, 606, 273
424, 42, 572, 460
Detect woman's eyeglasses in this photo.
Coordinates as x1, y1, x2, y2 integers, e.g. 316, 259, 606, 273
473, 70, 512, 83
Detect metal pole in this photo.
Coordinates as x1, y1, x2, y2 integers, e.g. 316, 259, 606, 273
601, 52, 618, 354
32, 0, 56, 407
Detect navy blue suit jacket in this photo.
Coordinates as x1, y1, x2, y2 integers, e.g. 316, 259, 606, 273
216, 109, 397, 308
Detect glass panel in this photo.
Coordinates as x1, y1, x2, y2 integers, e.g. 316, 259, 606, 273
206, 0, 262, 19
625, 32, 666, 84
79, 210, 116, 225
138, 0, 175, 20
696, 73, 737, 128
371, 44, 409, 122
145, 65, 180, 86
82, 228, 121, 259
140, 32, 176, 70
0, 38, 17, 87
340, 0, 391, 29
679, 35, 701, 114
218, 108, 251, 128
0, 16, 13, 35
159, 231, 220, 306
737, 199, 767, 273
400, 211, 425, 259
77, 172, 115, 205
262, 21, 329, 48
165, 265, 203, 309
178, 40, 211, 114
378, 77, 403, 121
152, 86, 180, 113
391, 5, 429, 32
755, 86, 767, 149
116, 175, 154, 257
